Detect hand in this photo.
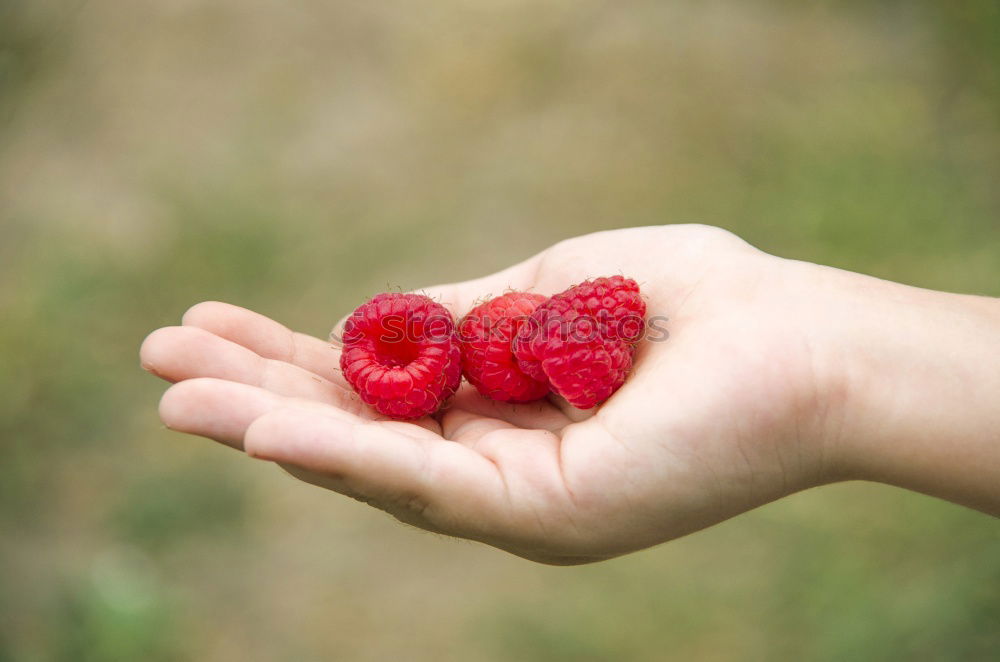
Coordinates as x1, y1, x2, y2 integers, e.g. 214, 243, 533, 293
140, 225, 999, 564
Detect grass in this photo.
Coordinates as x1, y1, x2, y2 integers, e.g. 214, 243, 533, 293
1, 1, 998, 660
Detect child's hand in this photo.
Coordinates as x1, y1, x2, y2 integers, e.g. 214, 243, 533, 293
140, 225, 1000, 563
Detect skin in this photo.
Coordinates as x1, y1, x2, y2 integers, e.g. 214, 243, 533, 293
140, 225, 1000, 564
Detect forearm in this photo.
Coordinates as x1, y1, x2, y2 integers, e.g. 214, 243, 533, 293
822, 269, 1000, 514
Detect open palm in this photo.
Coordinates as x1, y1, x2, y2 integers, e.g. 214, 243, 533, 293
141, 225, 841, 564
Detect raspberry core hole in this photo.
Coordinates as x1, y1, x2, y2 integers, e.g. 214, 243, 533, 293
373, 337, 421, 367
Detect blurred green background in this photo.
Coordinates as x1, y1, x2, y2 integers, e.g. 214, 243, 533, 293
2, 1, 998, 660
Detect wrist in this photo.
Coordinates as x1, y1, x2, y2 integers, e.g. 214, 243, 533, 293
820, 271, 1000, 513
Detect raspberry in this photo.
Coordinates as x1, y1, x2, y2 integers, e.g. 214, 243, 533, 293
513, 276, 646, 409
340, 293, 461, 420
458, 292, 550, 403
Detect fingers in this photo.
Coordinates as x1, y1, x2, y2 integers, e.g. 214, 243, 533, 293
243, 407, 510, 536
181, 301, 347, 387
141, 325, 362, 411
158, 377, 356, 449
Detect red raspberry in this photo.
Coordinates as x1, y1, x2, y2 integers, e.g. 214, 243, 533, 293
458, 292, 550, 403
514, 276, 646, 409
339, 293, 461, 420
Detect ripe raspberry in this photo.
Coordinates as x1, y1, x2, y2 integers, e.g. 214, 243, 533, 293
339, 293, 461, 420
458, 292, 550, 403
514, 276, 646, 409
